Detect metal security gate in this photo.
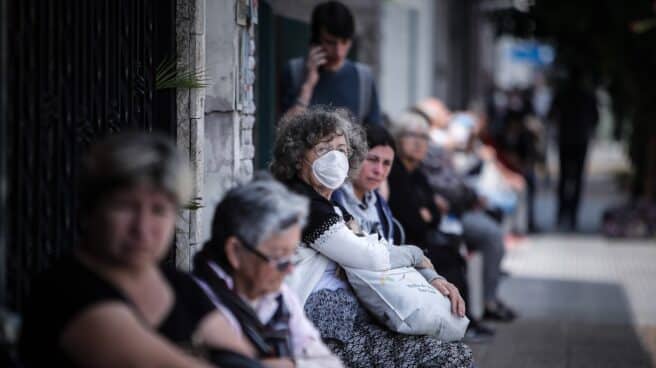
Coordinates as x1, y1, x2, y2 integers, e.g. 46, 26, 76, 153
5, 0, 176, 311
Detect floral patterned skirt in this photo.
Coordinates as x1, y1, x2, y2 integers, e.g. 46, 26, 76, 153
304, 288, 473, 368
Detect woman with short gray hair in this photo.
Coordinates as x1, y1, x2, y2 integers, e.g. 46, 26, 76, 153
20, 133, 255, 368
272, 107, 473, 368
193, 175, 344, 368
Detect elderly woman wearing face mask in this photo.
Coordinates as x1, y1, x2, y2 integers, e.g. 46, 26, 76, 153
193, 176, 343, 368
271, 107, 473, 368
19, 133, 258, 368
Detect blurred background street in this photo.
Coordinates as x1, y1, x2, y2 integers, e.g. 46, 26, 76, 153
472, 140, 656, 367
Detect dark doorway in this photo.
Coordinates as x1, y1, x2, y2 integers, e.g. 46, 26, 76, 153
5, 0, 177, 312
0, 0, 8, 308
255, 10, 358, 170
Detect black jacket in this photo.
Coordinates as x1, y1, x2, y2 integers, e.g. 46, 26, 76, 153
387, 160, 443, 249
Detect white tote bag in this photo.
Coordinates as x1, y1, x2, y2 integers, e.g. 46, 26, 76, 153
344, 266, 469, 342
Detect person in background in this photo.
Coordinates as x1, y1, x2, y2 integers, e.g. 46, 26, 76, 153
531, 72, 554, 186
550, 69, 599, 231
280, 1, 381, 125
272, 107, 472, 368
413, 99, 518, 323
493, 88, 541, 233
332, 123, 464, 304
385, 112, 488, 337
193, 176, 344, 368
19, 133, 256, 368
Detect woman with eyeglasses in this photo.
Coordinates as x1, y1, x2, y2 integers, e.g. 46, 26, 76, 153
193, 175, 343, 368
271, 106, 473, 368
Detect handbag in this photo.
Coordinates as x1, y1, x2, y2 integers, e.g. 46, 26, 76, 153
343, 266, 469, 342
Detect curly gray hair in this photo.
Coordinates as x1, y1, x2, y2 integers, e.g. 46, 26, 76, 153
270, 106, 367, 181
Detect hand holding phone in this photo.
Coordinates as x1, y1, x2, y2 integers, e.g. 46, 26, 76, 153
304, 46, 327, 88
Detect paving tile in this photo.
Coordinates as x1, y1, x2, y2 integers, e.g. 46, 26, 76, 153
470, 233, 656, 368
469, 152, 656, 367
568, 345, 652, 368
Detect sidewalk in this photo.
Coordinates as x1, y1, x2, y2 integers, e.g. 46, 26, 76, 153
471, 235, 656, 367
470, 141, 655, 367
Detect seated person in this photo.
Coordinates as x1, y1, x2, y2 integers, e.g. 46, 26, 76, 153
413, 100, 519, 322
19, 133, 256, 368
271, 106, 472, 368
413, 98, 525, 217
386, 112, 498, 338
386, 112, 453, 256
193, 176, 343, 368
332, 124, 461, 301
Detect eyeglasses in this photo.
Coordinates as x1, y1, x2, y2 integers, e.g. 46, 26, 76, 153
314, 144, 349, 158
236, 236, 297, 272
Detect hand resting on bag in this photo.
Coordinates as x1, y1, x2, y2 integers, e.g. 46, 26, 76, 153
430, 279, 466, 318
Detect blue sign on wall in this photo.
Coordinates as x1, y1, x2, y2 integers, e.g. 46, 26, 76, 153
510, 43, 554, 66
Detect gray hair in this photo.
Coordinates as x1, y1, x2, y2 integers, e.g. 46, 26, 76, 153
389, 111, 430, 141
270, 106, 367, 181
79, 132, 192, 211
199, 174, 309, 270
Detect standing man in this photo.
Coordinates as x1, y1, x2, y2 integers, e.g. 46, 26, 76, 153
280, 1, 382, 125
551, 69, 599, 231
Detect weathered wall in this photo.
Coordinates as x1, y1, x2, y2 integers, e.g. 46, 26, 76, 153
379, 0, 436, 116
176, 0, 256, 270
176, 0, 206, 270
202, 0, 257, 243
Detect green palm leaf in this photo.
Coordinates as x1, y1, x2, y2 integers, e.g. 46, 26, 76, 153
155, 58, 209, 90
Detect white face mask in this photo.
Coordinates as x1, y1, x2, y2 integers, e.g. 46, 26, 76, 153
311, 150, 349, 190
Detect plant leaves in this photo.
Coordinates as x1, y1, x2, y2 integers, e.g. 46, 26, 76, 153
155, 59, 210, 90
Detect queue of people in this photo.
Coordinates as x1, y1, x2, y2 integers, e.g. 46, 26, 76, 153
16, 1, 530, 367
17, 115, 477, 367
271, 108, 472, 367
385, 100, 523, 342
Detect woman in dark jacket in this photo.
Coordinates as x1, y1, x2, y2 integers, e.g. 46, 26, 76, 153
387, 112, 472, 324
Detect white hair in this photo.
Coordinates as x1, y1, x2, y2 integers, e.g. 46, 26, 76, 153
389, 111, 430, 140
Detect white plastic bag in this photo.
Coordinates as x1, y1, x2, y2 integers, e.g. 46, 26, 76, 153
344, 266, 469, 342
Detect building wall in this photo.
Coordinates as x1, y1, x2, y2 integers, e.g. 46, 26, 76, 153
176, 0, 205, 271
176, 0, 256, 270
433, 0, 452, 103
379, 0, 436, 117
378, 0, 493, 114
203, 0, 256, 244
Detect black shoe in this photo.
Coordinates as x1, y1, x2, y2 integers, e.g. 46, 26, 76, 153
483, 300, 517, 322
463, 320, 495, 343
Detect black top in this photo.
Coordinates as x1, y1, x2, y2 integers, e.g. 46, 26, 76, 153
551, 86, 599, 144
19, 255, 216, 367
192, 258, 293, 360
285, 178, 353, 245
387, 160, 442, 249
